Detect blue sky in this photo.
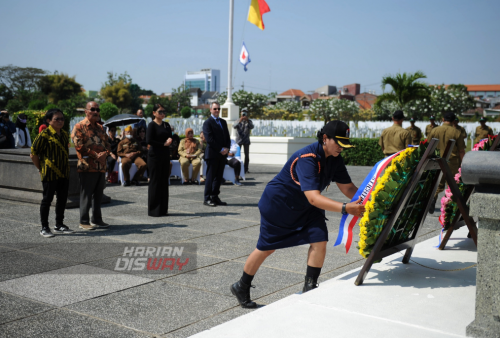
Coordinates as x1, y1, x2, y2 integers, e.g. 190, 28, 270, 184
1, 0, 499, 95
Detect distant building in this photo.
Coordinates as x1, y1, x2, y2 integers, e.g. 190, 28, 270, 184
354, 92, 378, 110
184, 69, 220, 92
464, 85, 500, 98
314, 85, 337, 96
340, 83, 361, 96
276, 89, 305, 103
188, 88, 202, 107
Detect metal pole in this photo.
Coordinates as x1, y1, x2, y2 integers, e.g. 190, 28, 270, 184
226, 0, 234, 104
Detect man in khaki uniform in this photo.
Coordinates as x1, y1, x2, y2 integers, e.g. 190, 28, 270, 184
427, 112, 465, 214
453, 118, 467, 141
117, 126, 147, 186
425, 115, 438, 137
379, 110, 412, 156
474, 117, 494, 145
405, 117, 423, 145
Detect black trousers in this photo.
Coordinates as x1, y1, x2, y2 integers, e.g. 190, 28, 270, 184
148, 153, 169, 217
79, 172, 106, 224
204, 154, 227, 201
40, 178, 69, 228
242, 144, 250, 173
227, 158, 241, 178
106, 156, 117, 175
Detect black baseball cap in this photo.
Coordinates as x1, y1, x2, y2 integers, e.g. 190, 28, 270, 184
393, 110, 405, 120
322, 120, 354, 148
429, 115, 436, 120
443, 112, 456, 122
480, 117, 486, 122
409, 117, 415, 122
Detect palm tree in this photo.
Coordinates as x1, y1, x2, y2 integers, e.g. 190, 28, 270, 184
374, 71, 430, 111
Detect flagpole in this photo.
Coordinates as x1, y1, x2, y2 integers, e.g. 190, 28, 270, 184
226, 0, 234, 104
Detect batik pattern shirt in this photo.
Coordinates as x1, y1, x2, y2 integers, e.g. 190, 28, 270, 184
71, 118, 111, 173
31, 125, 70, 181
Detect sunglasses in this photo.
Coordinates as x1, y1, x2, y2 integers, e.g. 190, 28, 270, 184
88, 108, 100, 112
157, 110, 166, 115
212, 108, 220, 111
53, 117, 65, 122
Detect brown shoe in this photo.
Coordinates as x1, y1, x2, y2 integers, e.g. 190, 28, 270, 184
79, 224, 96, 230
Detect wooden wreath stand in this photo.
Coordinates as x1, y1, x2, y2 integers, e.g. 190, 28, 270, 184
355, 138, 454, 286
438, 132, 500, 250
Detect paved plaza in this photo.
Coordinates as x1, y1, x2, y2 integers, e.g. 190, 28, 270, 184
0, 164, 444, 338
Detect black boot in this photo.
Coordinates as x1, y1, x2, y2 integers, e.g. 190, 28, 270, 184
302, 276, 319, 293
231, 280, 257, 308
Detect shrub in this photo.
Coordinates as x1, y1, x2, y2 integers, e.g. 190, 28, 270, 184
44, 104, 59, 111
341, 138, 385, 166
180, 106, 191, 118
100, 102, 119, 121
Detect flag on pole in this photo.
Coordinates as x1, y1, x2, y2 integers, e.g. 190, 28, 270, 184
333, 151, 402, 253
248, 0, 271, 30
239, 43, 251, 71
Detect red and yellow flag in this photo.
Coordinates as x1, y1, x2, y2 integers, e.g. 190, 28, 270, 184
247, 0, 271, 30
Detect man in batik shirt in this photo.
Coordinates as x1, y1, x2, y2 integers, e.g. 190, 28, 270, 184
72, 101, 111, 230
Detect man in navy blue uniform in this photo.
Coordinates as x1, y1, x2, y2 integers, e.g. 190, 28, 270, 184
202, 102, 231, 207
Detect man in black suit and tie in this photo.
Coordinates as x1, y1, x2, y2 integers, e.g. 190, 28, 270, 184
203, 102, 231, 206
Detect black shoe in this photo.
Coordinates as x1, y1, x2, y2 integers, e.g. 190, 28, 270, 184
428, 198, 436, 214
53, 224, 74, 234
123, 181, 131, 186
302, 276, 319, 293
203, 199, 217, 207
231, 280, 257, 308
131, 180, 139, 186
90, 221, 110, 228
40, 227, 55, 238
212, 196, 227, 206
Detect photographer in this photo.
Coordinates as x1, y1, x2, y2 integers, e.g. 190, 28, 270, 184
233, 108, 254, 174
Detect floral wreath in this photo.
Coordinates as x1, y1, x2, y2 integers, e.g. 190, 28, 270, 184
358, 144, 424, 258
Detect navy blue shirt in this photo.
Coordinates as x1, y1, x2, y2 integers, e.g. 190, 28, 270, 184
258, 142, 352, 231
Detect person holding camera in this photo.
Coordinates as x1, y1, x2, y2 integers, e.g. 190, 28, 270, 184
233, 108, 254, 174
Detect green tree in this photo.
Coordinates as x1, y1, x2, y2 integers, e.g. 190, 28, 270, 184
309, 99, 334, 123
180, 106, 192, 118
0, 65, 49, 109
58, 94, 89, 116
329, 99, 359, 123
39, 73, 83, 103
217, 90, 268, 118
373, 101, 399, 120
0, 84, 14, 110
129, 83, 145, 115
101, 80, 132, 113
170, 84, 192, 111
100, 102, 119, 121
0, 64, 47, 94
374, 71, 430, 111
28, 99, 47, 110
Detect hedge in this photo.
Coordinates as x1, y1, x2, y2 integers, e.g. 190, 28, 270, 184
341, 138, 384, 166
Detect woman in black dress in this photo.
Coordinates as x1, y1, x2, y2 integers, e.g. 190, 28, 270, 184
146, 104, 172, 217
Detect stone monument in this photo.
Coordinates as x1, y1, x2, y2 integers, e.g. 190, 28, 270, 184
462, 151, 500, 338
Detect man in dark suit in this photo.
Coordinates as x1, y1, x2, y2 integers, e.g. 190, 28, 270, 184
203, 102, 231, 206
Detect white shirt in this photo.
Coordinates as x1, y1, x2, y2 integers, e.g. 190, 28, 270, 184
227, 140, 241, 160
15, 127, 32, 148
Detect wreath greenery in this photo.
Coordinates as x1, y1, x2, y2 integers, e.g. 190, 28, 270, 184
357, 141, 438, 258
